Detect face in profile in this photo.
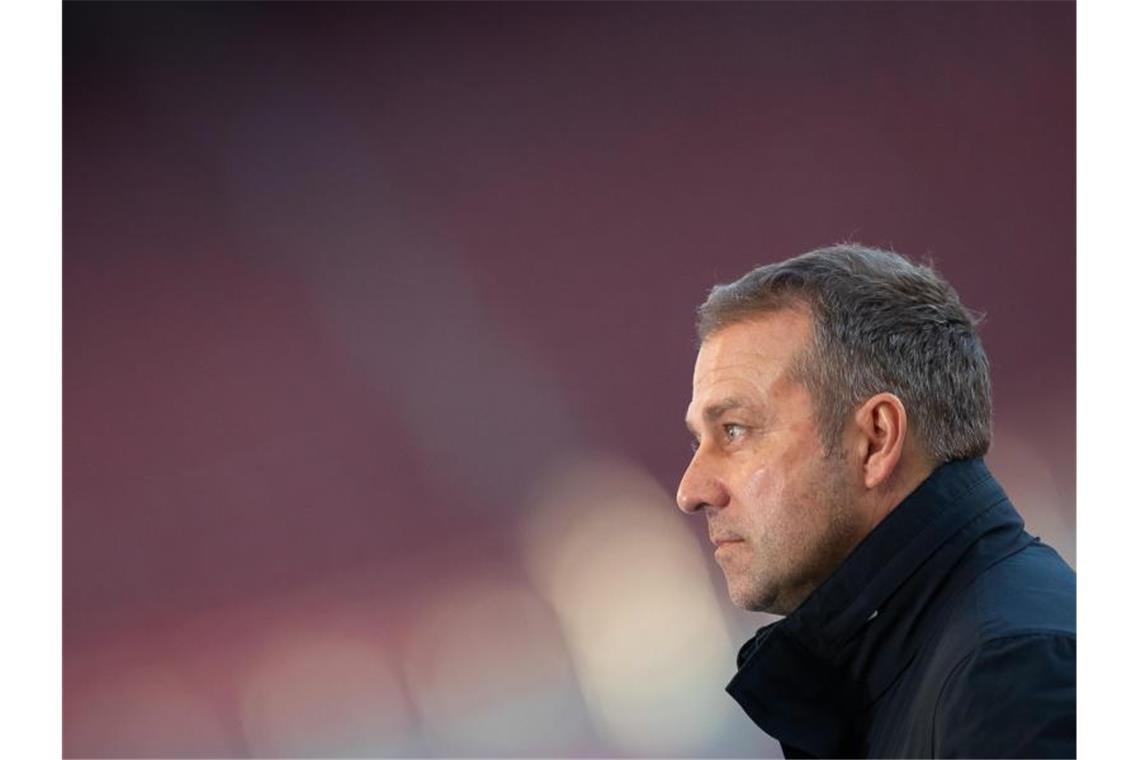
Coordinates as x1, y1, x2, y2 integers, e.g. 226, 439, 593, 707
677, 308, 864, 615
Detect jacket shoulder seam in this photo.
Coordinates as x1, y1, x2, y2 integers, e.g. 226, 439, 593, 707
975, 629, 1076, 646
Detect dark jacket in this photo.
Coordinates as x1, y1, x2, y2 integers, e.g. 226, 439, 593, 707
726, 458, 1076, 759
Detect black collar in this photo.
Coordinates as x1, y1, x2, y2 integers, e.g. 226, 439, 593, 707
726, 458, 1032, 757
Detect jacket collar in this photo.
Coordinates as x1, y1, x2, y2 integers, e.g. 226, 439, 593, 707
726, 458, 1031, 757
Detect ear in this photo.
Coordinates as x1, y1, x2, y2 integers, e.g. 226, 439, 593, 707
851, 392, 908, 489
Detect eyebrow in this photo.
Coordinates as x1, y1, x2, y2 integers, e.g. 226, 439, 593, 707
685, 396, 761, 436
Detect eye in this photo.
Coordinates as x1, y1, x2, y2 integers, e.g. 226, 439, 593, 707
723, 423, 746, 442
689, 438, 700, 453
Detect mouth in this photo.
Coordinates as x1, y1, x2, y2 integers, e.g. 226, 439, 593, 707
711, 536, 745, 549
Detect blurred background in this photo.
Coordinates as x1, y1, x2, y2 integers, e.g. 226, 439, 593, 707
63, 2, 1074, 757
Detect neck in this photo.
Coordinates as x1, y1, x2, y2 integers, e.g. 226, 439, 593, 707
867, 454, 936, 531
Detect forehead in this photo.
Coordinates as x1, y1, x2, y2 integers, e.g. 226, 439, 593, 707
689, 309, 813, 412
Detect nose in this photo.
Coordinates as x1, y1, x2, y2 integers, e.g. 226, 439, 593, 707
676, 449, 728, 514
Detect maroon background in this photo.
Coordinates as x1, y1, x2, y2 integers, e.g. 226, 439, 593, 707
64, 3, 1074, 757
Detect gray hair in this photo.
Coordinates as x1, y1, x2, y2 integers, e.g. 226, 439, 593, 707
696, 244, 991, 463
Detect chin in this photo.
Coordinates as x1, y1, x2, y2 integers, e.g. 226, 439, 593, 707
727, 580, 780, 613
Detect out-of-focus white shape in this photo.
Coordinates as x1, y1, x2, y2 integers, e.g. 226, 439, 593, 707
988, 426, 1076, 567
400, 576, 592, 755
238, 627, 415, 757
66, 664, 233, 757
520, 453, 738, 756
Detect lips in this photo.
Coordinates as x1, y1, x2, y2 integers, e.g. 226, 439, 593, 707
711, 535, 745, 548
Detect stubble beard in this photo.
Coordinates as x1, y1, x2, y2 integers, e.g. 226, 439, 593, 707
734, 451, 863, 615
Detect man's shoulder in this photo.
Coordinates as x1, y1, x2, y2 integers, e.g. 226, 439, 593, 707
962, 536, 1075, 643
886, 530, 1075, 696
931, 629, 1076, 757
927, 538, 1076, 757
863, 532, 1076, 757
921, 535, 1074, 675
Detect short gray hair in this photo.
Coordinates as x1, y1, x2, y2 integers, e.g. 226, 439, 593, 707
696, 244, 991, 463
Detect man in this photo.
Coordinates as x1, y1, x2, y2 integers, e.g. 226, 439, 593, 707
677, 244, 1075, 758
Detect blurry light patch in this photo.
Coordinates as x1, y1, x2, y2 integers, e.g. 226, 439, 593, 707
238, 627, 415, 757
520, 453, 737, 756
988, 426, 1076, 567
66, 663, 233, 757
399, 576, 592, 756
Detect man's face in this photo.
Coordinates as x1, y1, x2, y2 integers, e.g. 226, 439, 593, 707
677, 309, 863, 615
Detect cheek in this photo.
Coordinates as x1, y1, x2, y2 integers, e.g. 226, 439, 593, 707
737, 447, 820, 537
758, 426, 827, 498
739, 461, 787, 518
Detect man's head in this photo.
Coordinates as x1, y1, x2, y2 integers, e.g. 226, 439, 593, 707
677, 244, 991, 614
